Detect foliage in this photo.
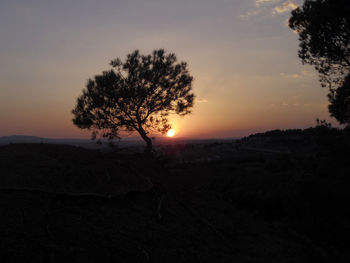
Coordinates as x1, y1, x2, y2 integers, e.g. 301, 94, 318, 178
315, 118, 332, 129
328, 74, 350, 125
289, 0, 350, 89
72, 49, 194, 153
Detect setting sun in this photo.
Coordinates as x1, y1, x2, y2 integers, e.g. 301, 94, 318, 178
167, 129, 176, 137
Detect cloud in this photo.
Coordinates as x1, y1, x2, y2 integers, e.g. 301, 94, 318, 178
273, 0, 298, 14
301, 70, 315, 77
270, 101, 324, 108
239, 10, 261, 19
269, 102, 300, 108
197, 98, 208, 103
240, 0, 276, 19
255, 0, 281, 7
240, 0, 299, 20
280, 73, 302, 79
280, 70, 315, 79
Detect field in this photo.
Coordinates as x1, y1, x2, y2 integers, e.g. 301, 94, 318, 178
0, 127, 349, 262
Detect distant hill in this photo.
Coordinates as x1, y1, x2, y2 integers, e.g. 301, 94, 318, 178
0, 135, 144, 149
0, 135, 46, 144
0, 135, 99, 148
0, 135, 237, 150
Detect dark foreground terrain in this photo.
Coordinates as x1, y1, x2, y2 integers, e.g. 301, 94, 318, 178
0, 127, 350, 262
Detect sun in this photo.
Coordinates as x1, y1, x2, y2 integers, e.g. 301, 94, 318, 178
167, 129, 176, 137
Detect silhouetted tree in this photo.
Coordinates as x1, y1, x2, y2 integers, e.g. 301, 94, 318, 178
328, 74, 350, 125
72, 49, 194, 153
289, 0, 350, 89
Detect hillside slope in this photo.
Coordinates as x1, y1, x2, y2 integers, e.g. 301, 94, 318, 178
0, 128, 349, 262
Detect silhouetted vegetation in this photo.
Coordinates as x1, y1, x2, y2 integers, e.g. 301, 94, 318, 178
72, 49, 194, 154
289, 0, 350, 125
328, 74, 350, 125
289, 0, 350, 89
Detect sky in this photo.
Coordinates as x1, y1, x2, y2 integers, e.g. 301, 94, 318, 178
0, 0, 338, 139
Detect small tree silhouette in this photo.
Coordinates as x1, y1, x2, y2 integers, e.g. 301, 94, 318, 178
72, 49, 195, 153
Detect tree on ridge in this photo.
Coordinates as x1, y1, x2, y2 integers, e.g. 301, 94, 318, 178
72, 49, 195, 153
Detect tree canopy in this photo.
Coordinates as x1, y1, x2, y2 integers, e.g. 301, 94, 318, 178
72, 49, 195, 153
289, 0, 350, 89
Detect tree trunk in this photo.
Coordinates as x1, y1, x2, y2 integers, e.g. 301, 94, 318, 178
143, 136, 153, 154
138, 129, 153, 154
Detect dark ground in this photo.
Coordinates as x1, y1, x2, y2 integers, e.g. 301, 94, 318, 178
0, 127, 350, 262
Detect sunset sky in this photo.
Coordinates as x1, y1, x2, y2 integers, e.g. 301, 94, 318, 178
0, 0, 338, 139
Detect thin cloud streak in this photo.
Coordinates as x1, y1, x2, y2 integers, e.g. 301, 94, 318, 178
255, 0, 281, 7
273, 0, 298, 14
197, 98, 209, 103
280, 70, 315, 79
239, 10, 261, 19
